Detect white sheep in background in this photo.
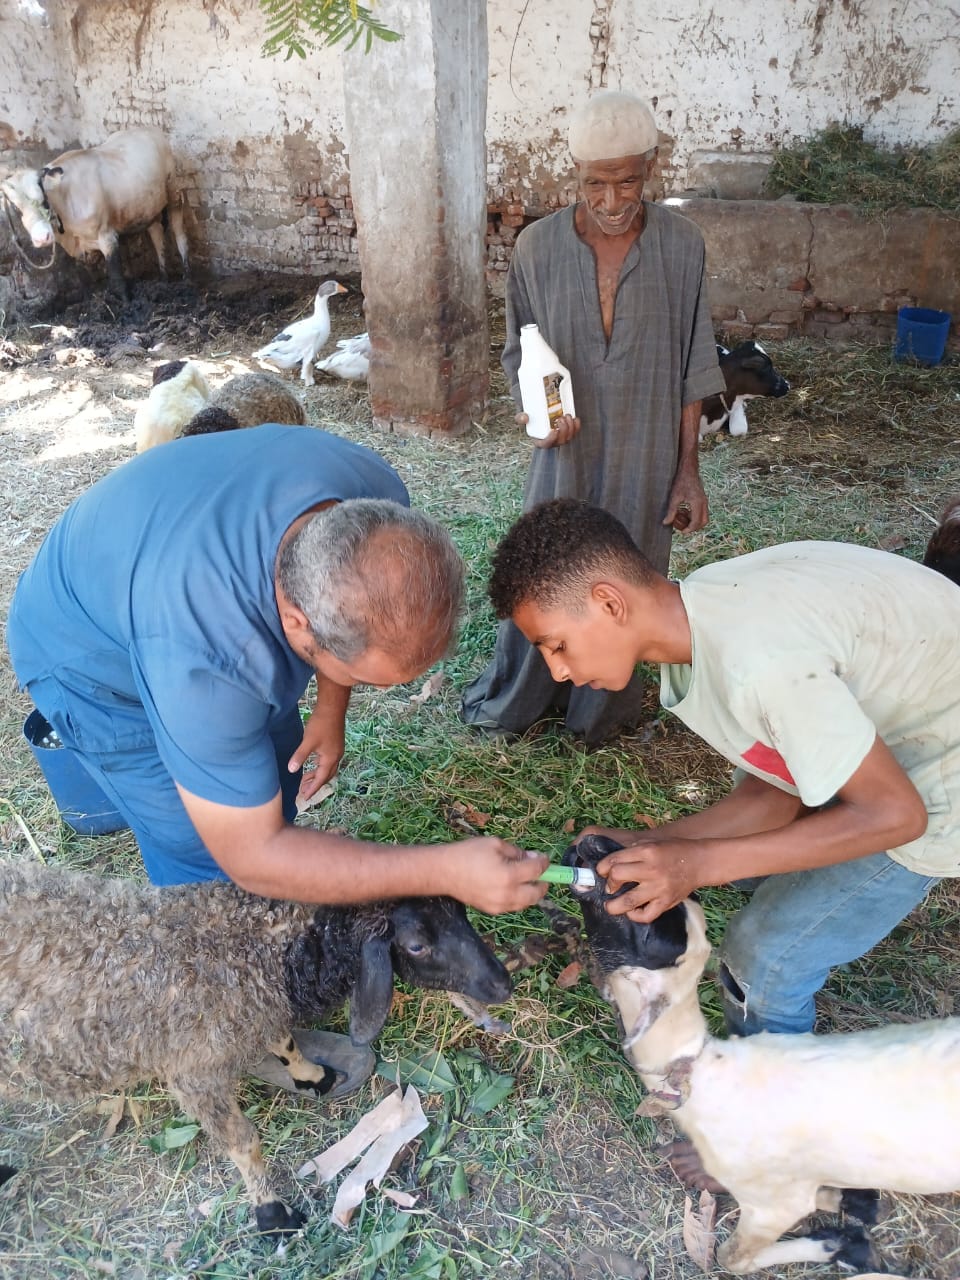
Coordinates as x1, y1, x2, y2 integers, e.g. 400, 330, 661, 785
0, 860, 511, 1237
133, 358, 211, 451
566, 834, 960, 1275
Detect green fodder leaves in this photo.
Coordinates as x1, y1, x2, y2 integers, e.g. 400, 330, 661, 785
764, 124, 960, 215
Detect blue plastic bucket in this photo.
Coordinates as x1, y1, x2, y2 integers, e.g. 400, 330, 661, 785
23, 709, 129, 836
894, 307, 951, 366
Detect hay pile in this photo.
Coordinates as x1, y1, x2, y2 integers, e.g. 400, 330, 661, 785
764, 124, 960, 215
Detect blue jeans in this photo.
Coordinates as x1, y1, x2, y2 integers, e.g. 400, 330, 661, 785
718, 851, 940, 1035
27, 677, 303, 886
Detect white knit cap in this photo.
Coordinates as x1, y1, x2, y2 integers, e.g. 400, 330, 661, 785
568, 90, 658, 162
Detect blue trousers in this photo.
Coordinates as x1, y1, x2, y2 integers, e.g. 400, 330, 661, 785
27, 677, 303, 886
718, 851, 940, 1035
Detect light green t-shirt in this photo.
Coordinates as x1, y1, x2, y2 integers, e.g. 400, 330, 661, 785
661, 541, 960, 877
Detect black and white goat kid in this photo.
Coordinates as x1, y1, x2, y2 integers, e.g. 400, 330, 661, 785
563, 835, 960, 1275
699, 341, 790, 440
0, 861, 511, 1237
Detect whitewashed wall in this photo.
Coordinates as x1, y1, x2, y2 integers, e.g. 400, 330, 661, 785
1, 0, 350, 272
487, 0, 960, 200
1, 0, 957, 274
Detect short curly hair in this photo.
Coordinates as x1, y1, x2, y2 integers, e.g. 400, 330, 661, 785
489, 499, 655, 618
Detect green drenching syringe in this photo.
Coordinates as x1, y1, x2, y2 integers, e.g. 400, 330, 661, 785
538, 864, 597, 889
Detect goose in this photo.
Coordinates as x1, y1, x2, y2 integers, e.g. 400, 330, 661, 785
252, 280, 347, 384
315, 331, 371, 382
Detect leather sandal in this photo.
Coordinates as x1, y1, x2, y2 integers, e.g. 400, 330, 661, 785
248, 1029, 375, 1102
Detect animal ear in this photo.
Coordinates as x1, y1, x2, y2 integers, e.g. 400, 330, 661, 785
607, 966, 672, 1052
622, 993, 671, 1051
349, 937, 394, 1047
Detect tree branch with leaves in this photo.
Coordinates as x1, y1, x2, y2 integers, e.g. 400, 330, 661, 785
258, 0, 400, 59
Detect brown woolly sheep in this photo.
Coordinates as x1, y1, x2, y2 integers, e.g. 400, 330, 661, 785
0, 860, 510, 1236
206, 370, 306, 429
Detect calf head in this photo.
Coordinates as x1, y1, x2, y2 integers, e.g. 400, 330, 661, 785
562, 836, 710, 1046
720, 340, 790, 401
700, 341, 790, 439
349, 896, 512, 1046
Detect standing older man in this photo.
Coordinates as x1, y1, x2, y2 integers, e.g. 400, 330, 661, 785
462, 89, 724, 744
8, 424, 549, 913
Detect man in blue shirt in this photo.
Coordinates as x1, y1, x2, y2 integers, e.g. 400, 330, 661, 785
8, 425, 549, 913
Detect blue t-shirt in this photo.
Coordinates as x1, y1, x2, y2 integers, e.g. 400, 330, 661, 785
8, 424, 409, 807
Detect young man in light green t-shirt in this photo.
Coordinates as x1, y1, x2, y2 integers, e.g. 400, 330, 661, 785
488, 497, 959, 1043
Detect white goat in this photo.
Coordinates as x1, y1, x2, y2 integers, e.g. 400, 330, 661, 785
568, 835, 960, 1274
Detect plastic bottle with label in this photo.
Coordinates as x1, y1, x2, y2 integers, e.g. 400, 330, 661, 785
517, 323, 576, 439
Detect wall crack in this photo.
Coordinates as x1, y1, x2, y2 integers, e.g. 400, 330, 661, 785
588, 0, 614, 91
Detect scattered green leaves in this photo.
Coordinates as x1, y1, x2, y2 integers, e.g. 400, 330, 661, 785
463, 1072, 515, 1116
359, 1208, 415, 1274
377, 1048, 458, 1094
144, 1117, 201, 1154
449, 1162, 470, 1202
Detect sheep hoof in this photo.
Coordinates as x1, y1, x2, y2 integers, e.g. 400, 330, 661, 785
839, 1186, 881, 1225
0, 1165, 17, 1188
809, 1224, 880, 1272
255, 1199, 306, 1237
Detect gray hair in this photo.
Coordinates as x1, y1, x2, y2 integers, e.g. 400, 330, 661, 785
276, 499, 465, 666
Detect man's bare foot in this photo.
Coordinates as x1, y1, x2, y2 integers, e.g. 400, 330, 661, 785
659, 1139, 729, 1194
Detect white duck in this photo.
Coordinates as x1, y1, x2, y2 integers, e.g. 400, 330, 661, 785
252, 279, 347, 383
315, 331, 371, 382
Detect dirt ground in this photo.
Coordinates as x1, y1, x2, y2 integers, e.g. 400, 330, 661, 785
0, 272, 374, 587
1, 271, 959, 1280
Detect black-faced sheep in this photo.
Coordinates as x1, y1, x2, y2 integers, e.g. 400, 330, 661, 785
179, 405, 243, 437
564, 835, 960, 1275
0, 860, 511, 1236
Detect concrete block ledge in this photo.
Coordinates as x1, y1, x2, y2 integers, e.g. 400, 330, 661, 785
665, 197, 959, 347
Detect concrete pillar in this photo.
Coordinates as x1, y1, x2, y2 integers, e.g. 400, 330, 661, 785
343, 0, 488, 438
